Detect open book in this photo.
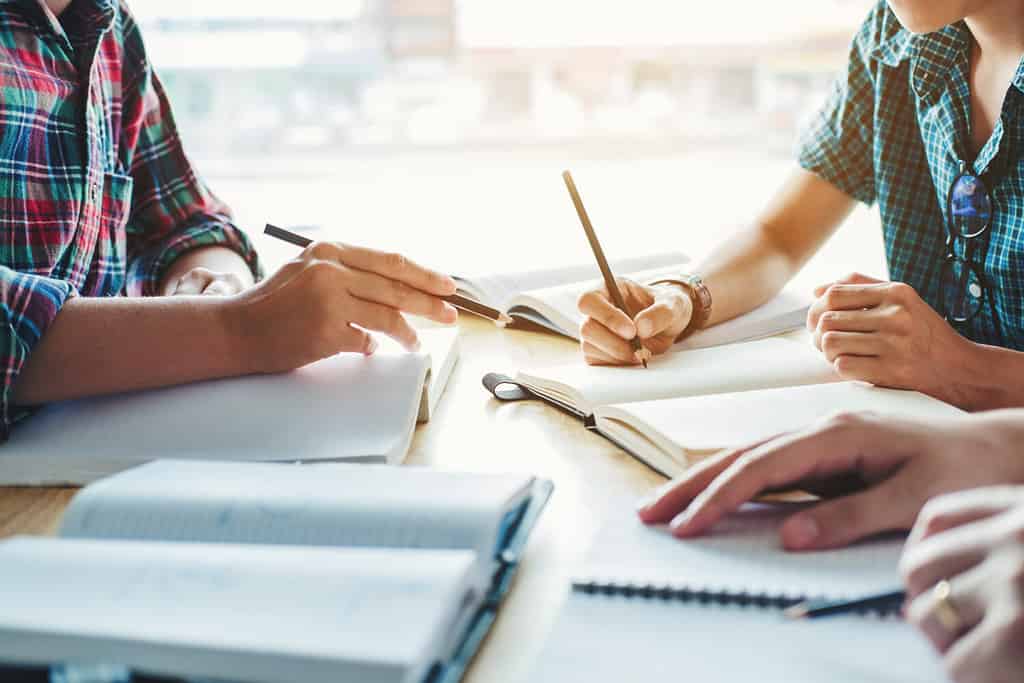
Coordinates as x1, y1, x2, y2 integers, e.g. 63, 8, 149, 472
0, 460, 553, 683
0, 328, 460, 486
485, 338, 963, 476
454, 255, 811, 347
530, 511, 947, 682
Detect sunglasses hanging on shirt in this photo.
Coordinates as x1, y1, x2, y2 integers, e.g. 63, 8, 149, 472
939, 163, 1004, 343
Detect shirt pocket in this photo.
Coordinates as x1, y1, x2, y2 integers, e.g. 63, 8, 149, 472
86, 170, 134, 294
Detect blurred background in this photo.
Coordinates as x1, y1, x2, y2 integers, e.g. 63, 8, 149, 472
131, 1, 886, 282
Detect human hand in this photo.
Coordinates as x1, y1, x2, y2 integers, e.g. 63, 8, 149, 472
226, 241, 457, 374
577, 279, 692, 365
806, 272, 975, 406
902, 487, 1024, 683
163, 267, 249, 297
635, 410, 1024, 551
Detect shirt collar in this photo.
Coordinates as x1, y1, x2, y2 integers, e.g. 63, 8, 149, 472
871, 20, 970, 100
18, 0, 115, 40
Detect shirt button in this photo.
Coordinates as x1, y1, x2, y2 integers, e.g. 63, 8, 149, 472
969, 283, 983, 299
90, 181, 101, 203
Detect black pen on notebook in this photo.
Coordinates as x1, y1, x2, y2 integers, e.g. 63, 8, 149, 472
561, 171, 651, 368
784, 589, 906, 620
263, 224, 513, 326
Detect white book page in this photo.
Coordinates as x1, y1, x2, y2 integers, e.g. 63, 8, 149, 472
454, 252, 686, 311
518, 338, 837, 413
0, 351, 430, 485
0, 537, 476, 683
583, 510, 904, 601
61, 461, 532, 563
675, 288, 811, 351
507, 262, 692, 339
531, 592, 946, 683
599, 381, 963, 454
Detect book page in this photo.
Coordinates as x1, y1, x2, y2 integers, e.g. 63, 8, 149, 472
600, 381, 964, 454
531, 590, 945, 683
454, 252, 686, 312
0, 537, 477, 683
583, 509, 904, 601
518, 338, 837, 413
0, 351, 432, 485
60, 460, 533, 564
675, 288, 811, 351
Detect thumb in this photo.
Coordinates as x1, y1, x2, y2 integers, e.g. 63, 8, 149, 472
780, 480, 918, 551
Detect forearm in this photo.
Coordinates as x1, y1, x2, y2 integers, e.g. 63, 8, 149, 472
692, 167, 857, 328
950, 342, 1024, 411
159, 246, 256, 294
11, 295, 248, 406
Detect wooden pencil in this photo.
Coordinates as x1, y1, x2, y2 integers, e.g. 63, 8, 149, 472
561, 172, 650, 368
263, 224, 512, 326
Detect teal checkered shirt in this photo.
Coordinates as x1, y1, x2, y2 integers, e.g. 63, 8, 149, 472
798, 1, 1024, 349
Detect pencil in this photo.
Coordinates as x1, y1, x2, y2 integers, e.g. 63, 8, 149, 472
262, 224, 512, 326
783, 589, 906, 619
561, 171, 650, 368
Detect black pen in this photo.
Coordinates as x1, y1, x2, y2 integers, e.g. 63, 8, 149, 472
784, 589, 906, 619
263, 224, 513, 325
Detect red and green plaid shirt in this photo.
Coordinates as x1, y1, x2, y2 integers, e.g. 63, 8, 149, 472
0, 0, 260, 436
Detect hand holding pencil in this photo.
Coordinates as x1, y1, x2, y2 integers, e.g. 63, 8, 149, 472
564, 171, 690, 367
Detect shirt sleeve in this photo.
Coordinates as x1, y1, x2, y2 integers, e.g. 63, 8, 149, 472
123, 65, 262, 297
0, 269, 75, 438
795, 4, 882, 206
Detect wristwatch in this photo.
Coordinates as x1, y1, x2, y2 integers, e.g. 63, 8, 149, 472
647, 274, 713, 341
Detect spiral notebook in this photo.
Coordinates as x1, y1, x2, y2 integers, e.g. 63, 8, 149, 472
531, 507, 948, 683
573, 505, 905, 609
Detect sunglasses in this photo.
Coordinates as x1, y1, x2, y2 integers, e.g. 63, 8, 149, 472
939, 165, 1003, 342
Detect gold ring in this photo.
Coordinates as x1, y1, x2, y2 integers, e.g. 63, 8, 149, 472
932, 579, 962, 633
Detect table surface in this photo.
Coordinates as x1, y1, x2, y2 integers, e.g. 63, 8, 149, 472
0, 155, 890, 682
0, 315, 666, 683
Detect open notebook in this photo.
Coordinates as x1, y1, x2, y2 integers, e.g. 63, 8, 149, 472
486, 338, 964, 476
0, 328, 460, 486
530, 511, 948, 682
454, 255, 810, 345
0, 460, 553, 683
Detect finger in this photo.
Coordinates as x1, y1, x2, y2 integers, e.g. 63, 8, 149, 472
819, 331, 882, 363
161, 275, 184, 297
807, 284, 888, 330
578, 290, 636, 339
945, 610, 1019, 683
334, 324, 379, 356
636, 444, 764, 524
304, 242, 456, 297
580, 317, 640, 365
345, 268, 458, 324
635, 292, 689, 341
813, 273, 887, 297
202, 281, 233, 296
901, 526, 995, 600
343, 297, 421, 352
906, 567, 987, 654
581, 341, 623, 367
909, 487, 1024, 547
813, 309, 881, 348
171, 269, 214, 296
832, 355, 889, 385
777, 475, 921, 551
668, 414, 894, 539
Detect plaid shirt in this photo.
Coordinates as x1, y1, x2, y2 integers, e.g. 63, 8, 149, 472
798, 1, 1024, 349
0, 0, 260, 436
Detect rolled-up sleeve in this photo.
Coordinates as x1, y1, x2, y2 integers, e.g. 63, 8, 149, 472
796, 5, 881, 206
0, 269, 75, 435
124, 65, 261, 296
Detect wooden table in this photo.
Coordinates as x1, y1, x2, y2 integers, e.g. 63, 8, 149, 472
0, 315, 665, 683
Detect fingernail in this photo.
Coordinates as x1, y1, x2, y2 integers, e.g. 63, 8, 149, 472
784, 516, 819, 549
366, 338, 379, 355
669, 512, 691, 532
618, 322, 636, 338
637, 320, 653, 338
